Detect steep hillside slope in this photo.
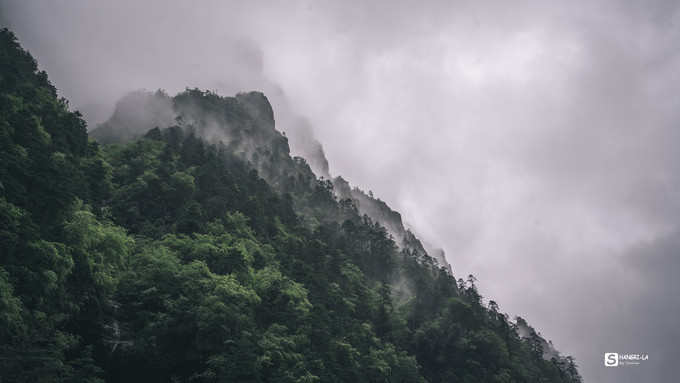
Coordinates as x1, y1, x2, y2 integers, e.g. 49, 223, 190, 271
0, 28, 582, 383
91, 89, 451, 270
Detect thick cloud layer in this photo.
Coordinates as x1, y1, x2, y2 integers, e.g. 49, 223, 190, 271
4, 1, 680, 381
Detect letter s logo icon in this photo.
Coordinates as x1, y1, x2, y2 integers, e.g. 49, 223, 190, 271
605, 353, 618, 366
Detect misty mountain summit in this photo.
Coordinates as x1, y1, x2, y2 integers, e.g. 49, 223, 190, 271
0, 27, 582, 382
91, 87, 449, 271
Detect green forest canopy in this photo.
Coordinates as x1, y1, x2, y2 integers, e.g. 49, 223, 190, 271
0, 28, 582, 383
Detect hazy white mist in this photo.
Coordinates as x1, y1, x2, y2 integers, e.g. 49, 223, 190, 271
4, 1, 680, 381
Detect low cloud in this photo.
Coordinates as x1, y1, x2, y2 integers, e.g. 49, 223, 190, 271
5, 1, 680, 381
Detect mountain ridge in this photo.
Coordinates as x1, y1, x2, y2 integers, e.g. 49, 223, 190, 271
91, 88, 452, 271
0, 27, 582, 383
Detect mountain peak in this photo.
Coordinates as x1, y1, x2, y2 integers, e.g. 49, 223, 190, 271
235, 91, 275, 130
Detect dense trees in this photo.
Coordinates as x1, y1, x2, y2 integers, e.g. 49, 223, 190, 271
0, 28, 581, 382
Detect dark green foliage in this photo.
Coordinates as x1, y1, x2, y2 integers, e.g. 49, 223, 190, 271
0, 28, 581, 383
0, 28, 117, 382
0, 29, 106, 229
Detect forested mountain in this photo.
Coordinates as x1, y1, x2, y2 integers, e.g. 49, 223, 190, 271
0, 28, 582, 383
90, 88, 449, 270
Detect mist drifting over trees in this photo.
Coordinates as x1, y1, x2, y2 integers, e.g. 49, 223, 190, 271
3, 1, 680, 382
0, 28, 586, 382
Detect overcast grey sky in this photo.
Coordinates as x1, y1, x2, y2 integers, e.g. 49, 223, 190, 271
3, 1, 680, 381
